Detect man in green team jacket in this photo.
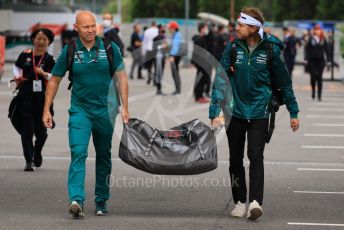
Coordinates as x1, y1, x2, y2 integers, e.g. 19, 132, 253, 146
209, 7, 300, 221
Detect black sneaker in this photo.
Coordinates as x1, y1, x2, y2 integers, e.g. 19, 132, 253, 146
34, 152, 42, 168
156, 90, 166, 96
95, 201, 108, 216
69, 201, 84, 219
171, 91, 181, 95
24, 163, 34, 172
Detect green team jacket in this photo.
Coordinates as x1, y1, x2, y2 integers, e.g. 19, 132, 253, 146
209, 33, 299, 120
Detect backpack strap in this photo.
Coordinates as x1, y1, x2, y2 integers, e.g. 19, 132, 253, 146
265, 42, 274, 73
265, 42, 281, 143
229, 42, 237, 74
101, 37, 121, 107
67, 40, 76, 90
102, 37, 115, 78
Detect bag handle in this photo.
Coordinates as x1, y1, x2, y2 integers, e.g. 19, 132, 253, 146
181, 121, 208, 160
144, 129, 159, 156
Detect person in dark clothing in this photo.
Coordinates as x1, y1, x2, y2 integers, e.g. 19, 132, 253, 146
305, 24, 330, 101
204, 23, 216, 97
129, 24, 143, 79
192, 22, 212, 103
153, 24, 167, 95
214, 24, 228, 61
102, 13, 125, 56
282, 27, 297, 77
325, 30, 339, 70
13, 28, 55, 171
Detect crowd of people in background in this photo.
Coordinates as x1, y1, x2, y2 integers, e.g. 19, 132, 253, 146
121, 18, 335, 103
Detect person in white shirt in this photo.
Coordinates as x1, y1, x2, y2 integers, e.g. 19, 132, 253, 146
142, 21, 158, 85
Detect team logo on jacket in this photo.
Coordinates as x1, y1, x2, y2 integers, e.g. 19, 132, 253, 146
98, 49, 107, 60
236, 51, 244, 64
256, 53, 267, 64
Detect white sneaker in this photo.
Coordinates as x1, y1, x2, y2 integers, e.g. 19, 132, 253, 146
247, 200, 263, 220
230, 201, 246, 218
69, 201, 84, 219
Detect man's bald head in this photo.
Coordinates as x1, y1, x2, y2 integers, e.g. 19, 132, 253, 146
74, 11, 97, 44
75, 11, 96, 25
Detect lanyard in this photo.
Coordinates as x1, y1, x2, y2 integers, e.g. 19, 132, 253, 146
32, 51, 45, 81
74, 39, 100, 64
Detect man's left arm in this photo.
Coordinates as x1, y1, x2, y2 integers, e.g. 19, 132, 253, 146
111, 41, 129, 123
116, 70, 129, 123
272, 46, 300, 132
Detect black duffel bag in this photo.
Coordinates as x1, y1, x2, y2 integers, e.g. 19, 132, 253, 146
119, 118, 218, 175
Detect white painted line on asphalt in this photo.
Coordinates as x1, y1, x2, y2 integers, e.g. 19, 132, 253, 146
314, 102, 344, 106
294, 191, 344, 195
0, 91, 12, 96
308, 108, 344, 112
321, 97, 344, 101
307, 115, 344, 119
302, 145, 344, 149
288, 222, 344, 227
298, 168, 344, 172
304, 134, 344, 137
312, 123, 344, 127
1, 155, 344, 167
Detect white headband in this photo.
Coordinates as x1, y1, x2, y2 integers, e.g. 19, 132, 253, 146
237, 12, 264, 39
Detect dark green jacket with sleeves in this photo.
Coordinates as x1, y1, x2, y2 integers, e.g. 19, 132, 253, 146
209, 33, 299, 120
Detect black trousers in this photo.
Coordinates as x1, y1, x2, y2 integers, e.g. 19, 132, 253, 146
170, 56, 181, 93
145, 51, 156, 81
309, 59, 325, 99
226, 117, 269, 205
284, 55, 295, 77
18, 93, 47, 164
194, 64, 210, 99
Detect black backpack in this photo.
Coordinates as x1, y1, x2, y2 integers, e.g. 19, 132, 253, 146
66, 37, 121, 106
229, 41, 286, 143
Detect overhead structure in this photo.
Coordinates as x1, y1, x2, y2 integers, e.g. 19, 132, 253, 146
197, 12, 229, 26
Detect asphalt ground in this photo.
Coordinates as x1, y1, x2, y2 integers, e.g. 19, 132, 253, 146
0, 59, 344, 230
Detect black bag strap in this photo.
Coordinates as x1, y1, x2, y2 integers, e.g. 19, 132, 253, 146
229, 43, 237, 74
102, 37, 121, 107
265, 42, 274, 73
67, 40, 76, 90
265, 42, 280, 143
144, 129, 159, 156
102, 37, 115, 78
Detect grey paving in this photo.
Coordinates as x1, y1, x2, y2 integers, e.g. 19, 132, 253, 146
0, 59, 344, 230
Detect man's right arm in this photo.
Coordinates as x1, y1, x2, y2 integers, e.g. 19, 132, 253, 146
43, 76, 62, 128
209, 42, 231, 127
42, 45, 68, 128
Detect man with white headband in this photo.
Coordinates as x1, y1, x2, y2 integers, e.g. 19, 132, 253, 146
209, 7, 300, 221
